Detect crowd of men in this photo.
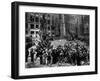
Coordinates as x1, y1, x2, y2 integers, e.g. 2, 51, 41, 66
25, 40, 89, 67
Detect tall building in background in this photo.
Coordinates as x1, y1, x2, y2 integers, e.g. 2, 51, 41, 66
25, 12, 89, 45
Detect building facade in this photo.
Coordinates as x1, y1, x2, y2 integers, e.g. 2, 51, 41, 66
25, 12, 89, 45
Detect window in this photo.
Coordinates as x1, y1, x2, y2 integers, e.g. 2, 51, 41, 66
31, 31, 34, 34
30, 15, 34, 22
30, 24, 34, 29
35, 17, 39, 22
36, 25, 39, 29
36, 31, 39, 34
